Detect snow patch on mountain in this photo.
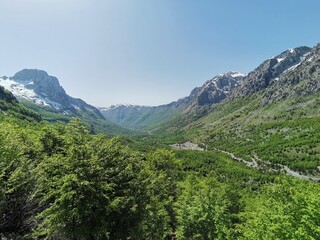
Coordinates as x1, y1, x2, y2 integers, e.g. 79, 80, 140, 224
0, 77, 61, 109
100, 103, 139, 111
229, 72, 246, 78
284, 52, 310, 74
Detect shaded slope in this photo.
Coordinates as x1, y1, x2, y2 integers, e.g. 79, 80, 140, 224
0, 86, 41, 121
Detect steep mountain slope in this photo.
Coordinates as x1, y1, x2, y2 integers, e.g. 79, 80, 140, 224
100, 71, 245, 130
181, 44, 320, 173
232, 46, 311, 97
0, 85, 16, 103
0, 69, 127, 134
0, 85, 41, 121
189, 71, 245, 107
263, 44, 320, 101
5, 69, 103, 119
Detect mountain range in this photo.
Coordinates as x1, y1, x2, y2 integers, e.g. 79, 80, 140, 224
0, 69, 127, 134
98, 43, 320, 174
1, 43, 320, 142
99, 71, 246, 130
0, 42, 320, 176
100, 45, 317, 132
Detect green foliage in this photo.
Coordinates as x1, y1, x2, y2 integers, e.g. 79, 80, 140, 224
184, 93, 320, 172
175, 175, 238, 240
0, 122, 40, 238
175, 150, 275, 183
139, 149, 181, 239
238, 177, 320, 239
2, 102, 320, 239
34, 119, 146, 239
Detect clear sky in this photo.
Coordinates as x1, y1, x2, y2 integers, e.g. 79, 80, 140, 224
1, 0, 320, 107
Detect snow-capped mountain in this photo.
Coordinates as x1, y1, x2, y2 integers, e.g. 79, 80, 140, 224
100, 44, 320, 132
0, 69, 104, 119
99, 103, 140, 111
0, 76, 62, 109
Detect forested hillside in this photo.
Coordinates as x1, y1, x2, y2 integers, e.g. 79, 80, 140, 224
1, 98, 320, 239
174, 44, 320, 175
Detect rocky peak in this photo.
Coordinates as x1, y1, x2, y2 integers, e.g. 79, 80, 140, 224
0, 69, 105, 120
263, 44, 320, 101
194, 71, 245, 106
232, 46, 312, 98
11, 69, 50, 83
10, 69, 70, 107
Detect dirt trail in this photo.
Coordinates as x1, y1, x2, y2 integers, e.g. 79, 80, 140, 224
212, 147, 320, 182
170, 142, 320, 182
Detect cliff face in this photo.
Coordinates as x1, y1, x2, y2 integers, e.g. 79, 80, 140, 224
232, 46, 312, 98
3, 69, 104, 119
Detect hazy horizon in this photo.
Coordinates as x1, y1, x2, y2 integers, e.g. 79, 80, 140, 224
1, 0, 320, 107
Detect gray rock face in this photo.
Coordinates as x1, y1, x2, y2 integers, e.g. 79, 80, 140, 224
232, 46, 312, 98
11, 69, 70, 107
10, 69, 104, 119
264, 44, 320, 101
195, 72, 244, 106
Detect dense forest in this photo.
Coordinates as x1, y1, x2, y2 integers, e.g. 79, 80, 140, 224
1, 113, 320, 239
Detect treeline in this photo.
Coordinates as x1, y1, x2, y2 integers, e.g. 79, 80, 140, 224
1, 118, 320, 239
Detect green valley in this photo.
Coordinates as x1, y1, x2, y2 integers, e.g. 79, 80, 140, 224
1, 44, 320, 239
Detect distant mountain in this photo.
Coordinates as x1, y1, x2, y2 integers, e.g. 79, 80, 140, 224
100, 103, 185, 131
100, 71, 245, 130
184, 71, 245, 111
1, 69, 103, 119
0, 69, 127, 134
101, 43, 320, 138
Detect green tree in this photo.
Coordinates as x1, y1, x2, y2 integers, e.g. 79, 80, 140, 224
0, 123, 39, 238
139, 149, 181, 239
34, 119, 146, 239
175, 175, 236, 240
238, 177, 320, 239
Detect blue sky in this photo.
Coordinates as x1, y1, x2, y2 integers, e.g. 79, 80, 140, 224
1, 0, 320, 106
